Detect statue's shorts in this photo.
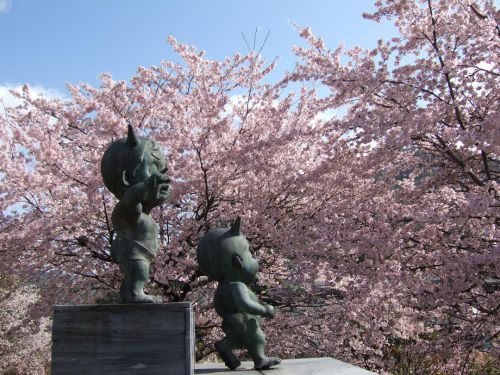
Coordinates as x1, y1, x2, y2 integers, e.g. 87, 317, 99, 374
111, 237, 156, 263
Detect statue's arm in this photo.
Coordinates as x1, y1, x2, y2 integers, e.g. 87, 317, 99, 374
117, 173, 166, 218
117, 182, 149, 218
231, 282, 273, 317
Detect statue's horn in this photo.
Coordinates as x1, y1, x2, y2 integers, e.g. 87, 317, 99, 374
229, 216, 241, 235
127, 123, 139, 147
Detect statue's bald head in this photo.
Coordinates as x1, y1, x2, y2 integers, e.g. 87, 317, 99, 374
101, 125, 151, 199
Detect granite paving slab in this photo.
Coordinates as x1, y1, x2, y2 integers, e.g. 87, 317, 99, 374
195, 357, 376, 375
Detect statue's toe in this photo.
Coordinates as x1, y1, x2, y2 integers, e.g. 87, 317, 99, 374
121, 292, 162, 304
255, 357, 281, 370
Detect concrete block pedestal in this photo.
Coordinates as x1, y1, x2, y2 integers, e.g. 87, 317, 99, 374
51, 303, 194, 375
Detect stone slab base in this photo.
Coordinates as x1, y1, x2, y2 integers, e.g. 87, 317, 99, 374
51, 303, 194, 375
195, 357, 376, 374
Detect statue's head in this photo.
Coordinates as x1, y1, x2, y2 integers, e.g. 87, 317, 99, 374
197, 218, 259, 284
101, 124, 171, 205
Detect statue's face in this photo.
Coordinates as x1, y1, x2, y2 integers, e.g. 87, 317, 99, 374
224, 237, 259, 285
130, 140, 172, 205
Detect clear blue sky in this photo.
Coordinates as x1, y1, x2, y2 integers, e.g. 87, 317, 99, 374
0, 0, 396, 94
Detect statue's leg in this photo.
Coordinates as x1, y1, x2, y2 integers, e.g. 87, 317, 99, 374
119, 261, 130, 301
244, 318, 280, 370
214, 337, 241, 370
119, 259, 162, 303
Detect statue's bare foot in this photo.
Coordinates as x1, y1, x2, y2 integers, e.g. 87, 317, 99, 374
121, 292, 162, 304
150, 294, 163, 303
215, 340, 241, 370
255, 357, 281, 370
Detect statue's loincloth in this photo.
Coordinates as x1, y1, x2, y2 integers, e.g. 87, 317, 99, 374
111, 237, 156, 263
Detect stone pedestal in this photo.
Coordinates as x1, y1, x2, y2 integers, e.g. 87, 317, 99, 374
195, 357, 376, 374
51, 303, 194, 375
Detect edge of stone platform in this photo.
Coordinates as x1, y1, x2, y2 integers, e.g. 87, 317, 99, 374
53, 302, 192, 312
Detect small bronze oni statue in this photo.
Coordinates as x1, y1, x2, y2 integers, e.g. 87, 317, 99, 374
197, 218, 280, 370
101, 125, 172, 303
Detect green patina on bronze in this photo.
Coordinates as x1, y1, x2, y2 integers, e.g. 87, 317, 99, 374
101, 125, 172, 303
197, 218, 281, 371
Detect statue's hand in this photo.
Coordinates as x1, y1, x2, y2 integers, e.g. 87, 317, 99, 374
263, 304, 275, 318
146, 172, 170, 193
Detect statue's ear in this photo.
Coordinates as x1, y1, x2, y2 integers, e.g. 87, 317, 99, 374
122, 170, 130, 187
232, 254, 244, 269
229, 217, 241, 236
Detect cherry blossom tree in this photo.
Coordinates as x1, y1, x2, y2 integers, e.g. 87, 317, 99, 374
287, 0, 499, 372
0, 274, 50, 374
0, 35, 337, 369
0, 0, 498, 373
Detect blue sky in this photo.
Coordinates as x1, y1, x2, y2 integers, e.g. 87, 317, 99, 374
0, 0, 396, 100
